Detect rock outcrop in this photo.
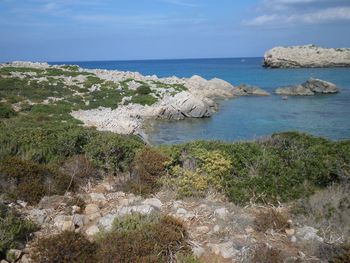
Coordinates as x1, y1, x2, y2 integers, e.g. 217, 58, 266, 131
275, 78, 339, 96
232, 84, 270, 96
264, 45, 350, 68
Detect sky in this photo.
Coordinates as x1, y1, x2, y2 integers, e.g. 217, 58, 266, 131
1, 0, 350, 62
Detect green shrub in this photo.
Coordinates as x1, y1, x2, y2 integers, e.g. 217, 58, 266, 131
136, 85, 152, 95
131, 94, 158, 105
127, 147, 169, 195
84, 132, 144, 175
0, 103, 16, 119
0, 204, 36, 259
30, 231, 97, 263
96, 214, 191, 263
0, 157, 74, 204
164, 132, 350, 204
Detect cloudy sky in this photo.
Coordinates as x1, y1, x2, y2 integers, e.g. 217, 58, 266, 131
1, 0, 350, 61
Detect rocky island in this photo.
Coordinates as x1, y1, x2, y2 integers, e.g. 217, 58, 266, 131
264, 45, 350, 68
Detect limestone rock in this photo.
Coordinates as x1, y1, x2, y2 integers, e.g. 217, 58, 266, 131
208, 242, 238, 259
117, 204, 155, 217
264, 45, 350, 68
214, 207, 229, 220
142, 198, 163, 210
232, 84, 270, 96
85, 225, 100, 236
276, 78, 339, 96
6, 249, 22, 263
158, 91, 213, 120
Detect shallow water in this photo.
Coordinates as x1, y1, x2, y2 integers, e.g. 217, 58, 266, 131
51, 58, 350, 144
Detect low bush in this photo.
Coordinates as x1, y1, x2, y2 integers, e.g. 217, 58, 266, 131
0, 204, 36, 259
163, 132, 350, 204
96, 214, 192, 263
254, 208, 290, 233
317, 243, 350, 263
136, 85, 152, 95
61, 155, 99, 185
127, 147, 169, 195
84, 132, 144, 175
0, 157, 74, 204
30, 231, 97, 263
249, 243, 284, 263
0, 103, 16, 119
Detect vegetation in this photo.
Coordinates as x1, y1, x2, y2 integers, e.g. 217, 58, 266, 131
0, 204, 36, 259
254, 208, 290, 233
96, 213, 192, 263
0, 103, 16, 119
127, 147, 169, 195
249, 243, 284, 263
162, 132, 350, 204
0, 157, 73, 204
30, 231, 97, 263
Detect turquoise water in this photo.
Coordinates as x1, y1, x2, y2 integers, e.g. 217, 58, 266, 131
51, 58, 350, 144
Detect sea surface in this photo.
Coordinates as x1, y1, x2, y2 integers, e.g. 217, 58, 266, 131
51, 58, 350, 144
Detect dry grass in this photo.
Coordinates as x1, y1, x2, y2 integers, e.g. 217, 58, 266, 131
254, 208, 290, 233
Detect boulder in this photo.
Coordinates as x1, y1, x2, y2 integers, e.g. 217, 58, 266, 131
142, 198, 163, 210
117, 204, 155, 217
214, 207, 229, 220
275, 78, 339, 96
208, 242, 238, 259
264, 45, 350, 68
158, 91, 213, 120
232, 84, 270, 96
85, 225, 100, 236
6, 249, 22, 263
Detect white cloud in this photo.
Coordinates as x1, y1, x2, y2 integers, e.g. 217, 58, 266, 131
244, 3, 350, 26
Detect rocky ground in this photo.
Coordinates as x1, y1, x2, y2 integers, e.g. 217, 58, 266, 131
5, 176, 334, 263
264, 45, 350, 68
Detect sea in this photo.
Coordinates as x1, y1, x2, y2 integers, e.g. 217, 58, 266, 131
50, 58, 350, 145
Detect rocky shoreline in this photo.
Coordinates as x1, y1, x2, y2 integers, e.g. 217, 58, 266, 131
264, 45, 350, 68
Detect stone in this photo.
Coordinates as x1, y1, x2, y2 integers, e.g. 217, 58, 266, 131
90, 193, 106, 203
296, 226, 324, 242
62, 220, 75, 231
213, 225, 221, 233
72, 214, 85, 228
233, 84, 270, 96
208, 242, 238, 259
192, 245, 205, 258
291, 236, 297, 243
19, 254, 30, 263
264, 45, 350, 68
117, 204, 155, 217
85, 204, 100, 215
142, 198, 163, 210
196, 226, 210, 234
275, 78, 338, 96
6, 249, 22, 263
98, 213, 117, 231
285, 228, 295, 236
175, 208, 195, 221
85, 225, 100, 236
38, 195, 65, 209
214, 207, 229, 220
27, 209, 50, 225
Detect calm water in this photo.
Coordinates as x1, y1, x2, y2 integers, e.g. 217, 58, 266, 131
51, 58, 350, 144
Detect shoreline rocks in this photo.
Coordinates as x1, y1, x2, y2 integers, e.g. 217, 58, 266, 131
275, 78, 339, 96
264, 45, 350, 68
232, 84, 270, 96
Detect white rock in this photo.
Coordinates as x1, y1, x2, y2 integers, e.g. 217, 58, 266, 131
85, 204, 100, 215
72, 214, 85, 228
142, 198, 163, 210
214, 207, 229, 219
213, 225, 221, 233
85, 225, 100, 236
90, 193, 106, 202
117, 204, 155, 217
192, 245, 205, 258
6, 249, 22, 262
208, 242, 238, 259
62, 220, 75, 231
98, 213, 117, 231
297, 226, 323, 242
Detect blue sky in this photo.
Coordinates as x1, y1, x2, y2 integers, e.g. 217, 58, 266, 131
1, 0, 350, 61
